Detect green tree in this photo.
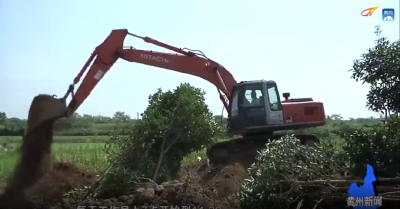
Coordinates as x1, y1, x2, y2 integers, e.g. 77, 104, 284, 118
112, 111, 131, 122
97, 83, 223, 197
350, 25, 400, 118
344, 25, 399, 178
0, 112, 6, 125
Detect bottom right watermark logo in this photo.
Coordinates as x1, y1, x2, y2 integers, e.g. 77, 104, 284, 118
347, 164, 382, 209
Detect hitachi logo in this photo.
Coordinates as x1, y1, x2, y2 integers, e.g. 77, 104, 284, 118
140, 53, 169, 63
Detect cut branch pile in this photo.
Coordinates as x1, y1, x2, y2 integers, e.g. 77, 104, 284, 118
287, 177, 400, 209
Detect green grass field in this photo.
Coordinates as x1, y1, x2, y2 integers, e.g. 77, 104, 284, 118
0, 135, 109, 143
0, 143, 108, 179
0, 135, 111, 180
0, 136, 205, 181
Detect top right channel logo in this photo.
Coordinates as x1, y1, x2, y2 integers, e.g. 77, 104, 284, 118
382, 8, 395, 21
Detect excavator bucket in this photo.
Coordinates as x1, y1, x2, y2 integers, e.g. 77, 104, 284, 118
24, 94, 67, 133
0, 94, 67, 207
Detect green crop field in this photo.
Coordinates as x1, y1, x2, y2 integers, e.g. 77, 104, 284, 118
0, 135, 109, 143
0, 142, 108, 178
0, 137, 205, 181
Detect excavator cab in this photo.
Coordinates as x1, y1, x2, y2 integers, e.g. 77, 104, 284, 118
227, 80, 284, 136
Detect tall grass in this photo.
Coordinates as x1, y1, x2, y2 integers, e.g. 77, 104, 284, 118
0, 136, 109, 144
52, 143, 107, 172
0, 143, 108, 180
0, 141, 207, 181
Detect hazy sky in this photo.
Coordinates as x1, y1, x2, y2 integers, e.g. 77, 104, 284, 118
0, 0, 399, 119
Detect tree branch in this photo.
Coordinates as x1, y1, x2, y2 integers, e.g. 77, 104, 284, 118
153, 106, 181, 181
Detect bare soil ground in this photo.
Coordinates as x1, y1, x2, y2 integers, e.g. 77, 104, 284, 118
3, 159, 380, 209
0, 159, 249, 208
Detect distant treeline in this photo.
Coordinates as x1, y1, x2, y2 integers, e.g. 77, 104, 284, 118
0, 111, 384, 137
0, 111, 136, 136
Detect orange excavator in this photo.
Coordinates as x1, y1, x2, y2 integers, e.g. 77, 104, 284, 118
54, 29, 326, 165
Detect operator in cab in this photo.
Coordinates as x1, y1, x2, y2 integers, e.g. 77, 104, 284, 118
251, 91, 260, 105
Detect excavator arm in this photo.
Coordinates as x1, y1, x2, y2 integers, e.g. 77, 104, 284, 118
62, 29, 237, 117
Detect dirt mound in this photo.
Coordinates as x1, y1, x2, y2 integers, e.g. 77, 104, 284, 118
55, 161, 246, 209
199, 163, 248, 198
26, 162, 97, 204
1, 159, 247, 208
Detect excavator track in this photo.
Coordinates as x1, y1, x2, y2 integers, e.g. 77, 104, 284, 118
206, 133, 319, 166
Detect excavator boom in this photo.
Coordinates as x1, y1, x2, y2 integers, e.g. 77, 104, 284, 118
64, 29, 235, 117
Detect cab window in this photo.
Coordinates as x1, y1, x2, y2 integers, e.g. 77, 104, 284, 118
230, 91, 239, 116
267, 85, 282, 111
243, 88, 264, 106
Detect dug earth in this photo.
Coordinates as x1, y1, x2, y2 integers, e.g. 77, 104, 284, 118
0, 160, 249, 209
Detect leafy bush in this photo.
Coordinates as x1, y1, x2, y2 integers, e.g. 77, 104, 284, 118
240, 135, 344, 209
342, 118, 399, 178
240, 118, 399, 208
96, 83, 223, 198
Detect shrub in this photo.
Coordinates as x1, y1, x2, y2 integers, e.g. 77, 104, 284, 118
96, 83, 223, 198
342, 118, 399, 178
240, 135, 344, 209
